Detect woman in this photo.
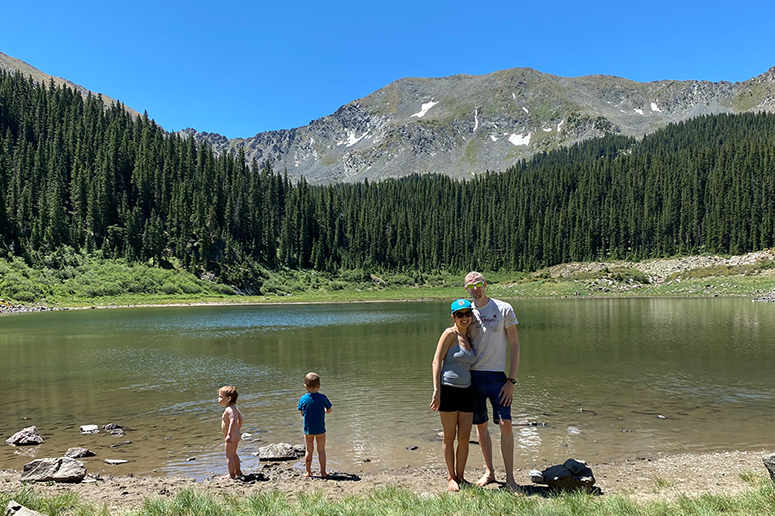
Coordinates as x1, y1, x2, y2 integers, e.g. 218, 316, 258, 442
430, 298, 477, 491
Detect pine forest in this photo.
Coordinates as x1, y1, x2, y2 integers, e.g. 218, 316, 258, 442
2, 69, 775, 294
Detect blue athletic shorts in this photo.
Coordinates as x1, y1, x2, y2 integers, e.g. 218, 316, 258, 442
471, 371, 512, 425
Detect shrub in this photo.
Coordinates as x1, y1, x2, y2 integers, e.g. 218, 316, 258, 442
162, 283, 180, 295
611, 268, 650, 284
12, 291, 37, 303
387, 274, 415, 286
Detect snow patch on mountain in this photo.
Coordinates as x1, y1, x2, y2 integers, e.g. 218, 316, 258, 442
509, 133, 531, 146
411, 101, 438, 118
338, 130, 365, 147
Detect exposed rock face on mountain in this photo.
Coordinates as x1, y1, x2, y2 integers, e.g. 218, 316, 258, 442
180, 66, 775, 184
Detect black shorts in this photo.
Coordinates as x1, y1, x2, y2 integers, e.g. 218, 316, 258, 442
439, 384, 474, 413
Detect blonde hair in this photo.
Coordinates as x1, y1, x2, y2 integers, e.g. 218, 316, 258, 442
219, 385, 238, 403
304, 372, 321, 389
465, 271, 485, 284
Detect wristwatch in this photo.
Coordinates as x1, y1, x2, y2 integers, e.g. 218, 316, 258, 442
507, 377, 516, 385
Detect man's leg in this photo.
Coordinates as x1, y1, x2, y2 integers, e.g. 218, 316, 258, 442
499, 419, 517, 490
472, 371, 496, 486
475, 422, 496, 486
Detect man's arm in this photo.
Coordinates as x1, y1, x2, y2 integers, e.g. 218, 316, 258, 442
499, 324, 520, 405
506, 324, 520, 380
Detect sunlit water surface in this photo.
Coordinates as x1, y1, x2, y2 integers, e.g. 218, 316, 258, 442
1, 298, 774, 480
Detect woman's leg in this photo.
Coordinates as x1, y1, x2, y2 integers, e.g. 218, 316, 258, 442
456, 411, 474, 485
440, 411, 461, 491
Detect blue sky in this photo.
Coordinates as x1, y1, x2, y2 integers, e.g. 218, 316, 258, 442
3, 1, 774, 138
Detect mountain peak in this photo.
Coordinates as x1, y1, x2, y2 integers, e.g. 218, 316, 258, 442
188, 66, 774, 184
6, 49, 772, 185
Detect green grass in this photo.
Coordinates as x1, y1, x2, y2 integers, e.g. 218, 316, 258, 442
464, 138, 481, 165
0, 488, 109, 516
732, 83, 771, 112
3, 483, 775, 516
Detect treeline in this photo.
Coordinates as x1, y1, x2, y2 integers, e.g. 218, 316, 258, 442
2, 69, 775, 291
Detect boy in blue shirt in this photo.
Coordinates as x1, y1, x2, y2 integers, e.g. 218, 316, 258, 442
297, 372, 333, 477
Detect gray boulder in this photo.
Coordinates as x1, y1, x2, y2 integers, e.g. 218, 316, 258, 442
256, 443, 305, 461
4, 500, 46, 516
64, 447, 95, 459
5, 426, 43, 446
531, 458, 595, 492
763, 452, 775, 481
20, 457, 86, 483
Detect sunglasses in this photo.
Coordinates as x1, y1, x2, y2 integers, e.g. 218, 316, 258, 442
465, 281, 484, 289
453, 310, 473, 318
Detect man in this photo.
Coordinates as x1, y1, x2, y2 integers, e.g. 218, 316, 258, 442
465, 271, 520, 490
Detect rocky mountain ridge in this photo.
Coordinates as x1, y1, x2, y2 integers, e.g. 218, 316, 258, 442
182, 66, 775, 184
4, 50, 774, 185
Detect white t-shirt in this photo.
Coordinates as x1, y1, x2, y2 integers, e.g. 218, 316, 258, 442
470, 298, 518, 372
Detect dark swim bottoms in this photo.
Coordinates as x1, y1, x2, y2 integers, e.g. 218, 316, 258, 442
439, 384, 474, 413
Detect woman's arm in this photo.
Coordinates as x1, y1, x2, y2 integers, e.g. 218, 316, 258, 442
429, 328, 454, 411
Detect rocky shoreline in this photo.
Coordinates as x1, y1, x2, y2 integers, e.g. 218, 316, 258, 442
2, 450, 774, 513
0, 303, 61, 315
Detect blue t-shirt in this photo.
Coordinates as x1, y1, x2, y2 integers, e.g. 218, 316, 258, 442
297, 392, 332, 435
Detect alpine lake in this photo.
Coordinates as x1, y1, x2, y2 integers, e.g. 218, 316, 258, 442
2, 298, 774, 481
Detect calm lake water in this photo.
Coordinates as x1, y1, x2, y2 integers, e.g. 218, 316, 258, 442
1, 298, 774, 480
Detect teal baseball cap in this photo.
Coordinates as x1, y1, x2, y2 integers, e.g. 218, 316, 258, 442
450, 298, 473, 314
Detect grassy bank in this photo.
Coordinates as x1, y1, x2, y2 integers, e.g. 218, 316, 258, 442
2, 250, 775, 309
3, 479, 775, 516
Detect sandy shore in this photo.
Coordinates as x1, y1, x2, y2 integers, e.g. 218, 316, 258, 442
2, 450, 772, 513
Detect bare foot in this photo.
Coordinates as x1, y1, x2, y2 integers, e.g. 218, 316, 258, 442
476, 472, 496, 487
303, 471, 312, 477
448, 478, 461, 492
502, 479, 521, 492
221, 474, 233, 480
321, 472, 329, 479
459, 478, 472, 488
